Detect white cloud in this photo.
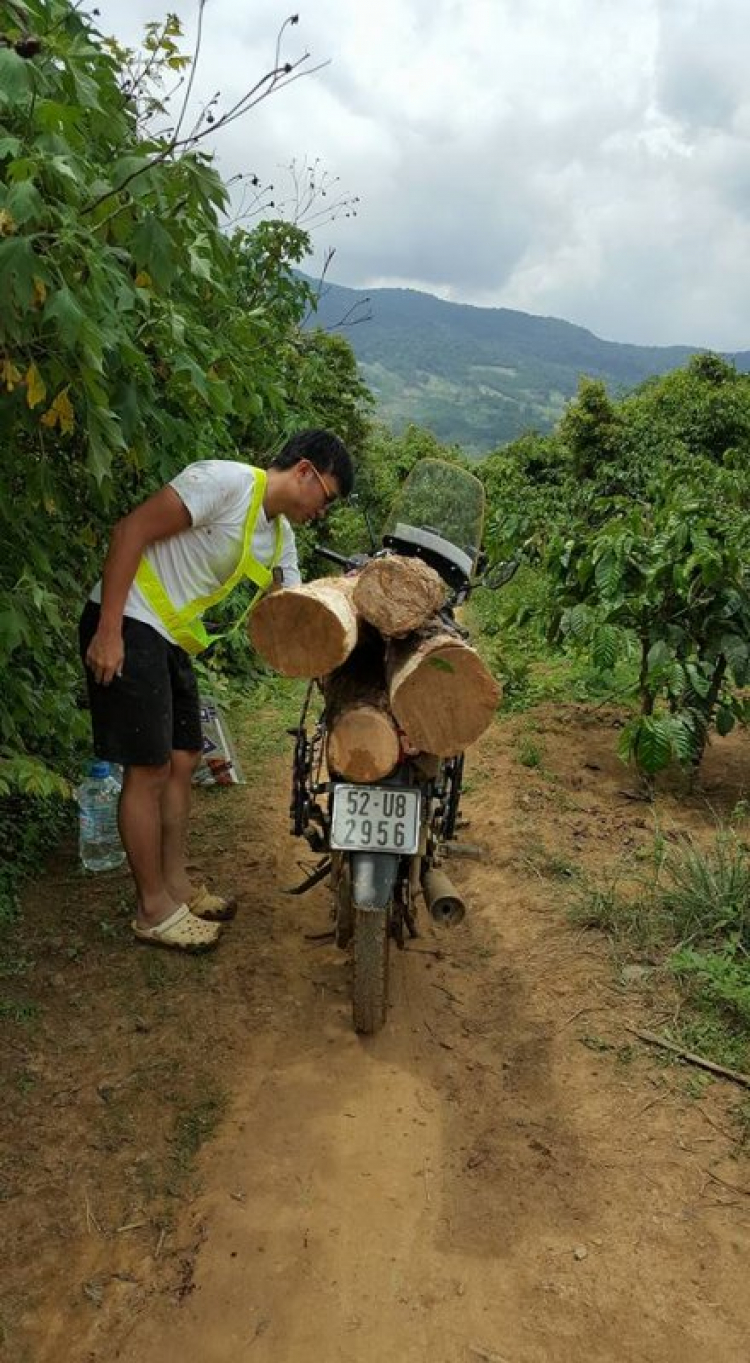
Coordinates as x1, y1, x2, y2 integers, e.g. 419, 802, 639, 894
93, 0, 750, 349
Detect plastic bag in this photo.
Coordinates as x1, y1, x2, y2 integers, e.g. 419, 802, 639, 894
193, 697, 244, 786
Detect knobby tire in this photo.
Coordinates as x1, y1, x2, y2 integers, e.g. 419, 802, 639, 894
352, 906, 390, 1034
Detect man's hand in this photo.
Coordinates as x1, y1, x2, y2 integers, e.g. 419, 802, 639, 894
86, 626, 125, 686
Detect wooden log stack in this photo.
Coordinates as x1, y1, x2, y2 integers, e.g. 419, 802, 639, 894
248, 554, 500, 771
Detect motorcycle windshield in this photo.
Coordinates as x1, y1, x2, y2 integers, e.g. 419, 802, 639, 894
381, 459, 485, 574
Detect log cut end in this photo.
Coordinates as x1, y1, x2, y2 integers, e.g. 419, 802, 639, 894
353, 554, 446, 637
249, 583, 358, 677
327, 704, 401, 782
389, 640, 501, 756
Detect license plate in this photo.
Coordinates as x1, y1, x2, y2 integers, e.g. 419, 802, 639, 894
330, 785, 421, 855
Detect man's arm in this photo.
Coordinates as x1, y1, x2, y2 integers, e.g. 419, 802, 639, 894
86, 486, 192, 686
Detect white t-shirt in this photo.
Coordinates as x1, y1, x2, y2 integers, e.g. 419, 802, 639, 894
91, 460, 300, 645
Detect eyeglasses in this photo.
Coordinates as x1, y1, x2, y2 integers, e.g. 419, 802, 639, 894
308, 463, 338, 507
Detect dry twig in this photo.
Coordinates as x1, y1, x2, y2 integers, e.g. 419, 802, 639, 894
627, 1027, 750, 1090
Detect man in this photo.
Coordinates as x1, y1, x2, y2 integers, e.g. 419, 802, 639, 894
79, 429, 354, 952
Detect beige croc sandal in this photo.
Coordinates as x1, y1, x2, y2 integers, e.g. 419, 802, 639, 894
188, 884, 237, 923
132, 904, 220, 952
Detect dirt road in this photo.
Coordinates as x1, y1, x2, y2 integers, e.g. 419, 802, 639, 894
6, 705, 750, 1361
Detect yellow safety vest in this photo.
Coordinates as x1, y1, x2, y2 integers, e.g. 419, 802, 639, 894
134, 467, 283, 655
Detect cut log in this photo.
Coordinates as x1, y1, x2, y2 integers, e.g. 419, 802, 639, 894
248, 577, 359, 678
387, 628, 501, 756
352, 554, 447, 637
327, 705, 401, 782
324, 636, 400, 781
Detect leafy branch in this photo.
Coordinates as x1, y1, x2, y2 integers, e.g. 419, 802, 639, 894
81, 12, 329, 217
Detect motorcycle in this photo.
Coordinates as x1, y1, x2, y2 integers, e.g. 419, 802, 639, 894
288, 459, 513, 1034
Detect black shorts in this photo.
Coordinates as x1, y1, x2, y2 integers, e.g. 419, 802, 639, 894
79, 602, 203, 767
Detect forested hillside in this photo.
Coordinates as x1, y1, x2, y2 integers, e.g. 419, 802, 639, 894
306, 277, 750, 452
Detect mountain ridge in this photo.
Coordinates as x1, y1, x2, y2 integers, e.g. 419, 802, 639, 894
304, 276, 750, 453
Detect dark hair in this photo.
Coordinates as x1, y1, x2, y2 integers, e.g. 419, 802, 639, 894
270, 429, 354, 498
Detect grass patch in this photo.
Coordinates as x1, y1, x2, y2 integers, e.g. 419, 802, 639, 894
521, 842, 578, 882
517, 735, 544, 769
0, 998, 40, 1027
229, 675, 308, 772
169, 1087, 228, 1188
570, 826, 750, 1073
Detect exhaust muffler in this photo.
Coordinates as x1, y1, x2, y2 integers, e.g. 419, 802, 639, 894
422, 867, 466, 926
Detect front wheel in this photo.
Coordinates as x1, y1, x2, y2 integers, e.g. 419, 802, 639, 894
352, 907, 390, 1034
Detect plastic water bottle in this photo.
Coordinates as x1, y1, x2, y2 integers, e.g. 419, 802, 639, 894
76, 761, 126, 872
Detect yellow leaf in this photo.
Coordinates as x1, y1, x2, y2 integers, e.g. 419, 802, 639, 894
0, 209, 16, 237
43, 496, 57, 515
33, 278, 47, 308
55, 388, 75, 435
41, 388, 75, 435
25, 362, 46, 409
135, 271, 152, 288
0, 357, 22, 391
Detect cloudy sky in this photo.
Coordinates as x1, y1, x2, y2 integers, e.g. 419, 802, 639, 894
93, 0, 750, 350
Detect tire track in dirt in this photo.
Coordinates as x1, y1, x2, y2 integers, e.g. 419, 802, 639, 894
102, 710, 750, 1363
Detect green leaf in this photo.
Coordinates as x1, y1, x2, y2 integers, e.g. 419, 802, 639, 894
132, 214, 176, 290
34, 99, 84, 137
591, 624, 620, 671
0, 607, 27, 656
44, 285, 87, 347
188, 244, 213, 282
47, 155, 81, 186
86, 406, 127, 484
109, 154, 157, 200
428, 656, 456, 674
665, 661, 687, 696
721, 635, 749, 683
668, 714, 697, 762
564, 602, 593, 640
5, 179, 44, 226
594, 551, 622, 596
0, 49, 34, 105
172, 352, 209, 399
69, 63, 103, 112
685, 662, 711, 699
0, 135, 21, 160
634, 715, 674, 774
0, 235, 38, 312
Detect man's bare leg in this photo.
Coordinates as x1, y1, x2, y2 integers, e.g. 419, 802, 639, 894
161, 748, 202, 906
119, 763, 182, 928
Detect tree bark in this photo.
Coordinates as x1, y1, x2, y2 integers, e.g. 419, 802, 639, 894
387, 625, 501, 756
352, 554, 446, 637
248, 577, 359, 678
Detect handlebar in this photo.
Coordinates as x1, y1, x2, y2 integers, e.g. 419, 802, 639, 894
315, 546, 351, 568
314, 545, 372, 573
